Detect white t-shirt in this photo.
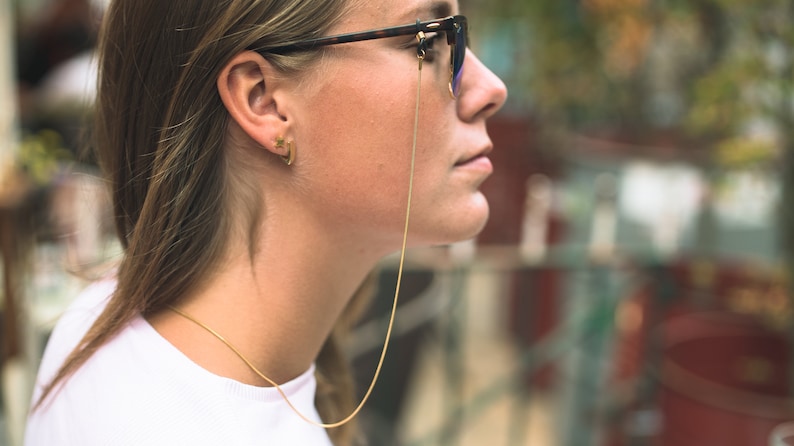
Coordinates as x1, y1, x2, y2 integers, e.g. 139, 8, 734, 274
25, 279, 333, 445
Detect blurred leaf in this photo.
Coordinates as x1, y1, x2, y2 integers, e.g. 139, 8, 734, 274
715, 136, 779, 168
17, 129, 73, 185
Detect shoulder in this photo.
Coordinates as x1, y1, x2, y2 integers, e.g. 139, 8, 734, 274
27, 353, 333, 445
26, 284, 209, 444
31, 277, 117, 393
26, 283, 334, 445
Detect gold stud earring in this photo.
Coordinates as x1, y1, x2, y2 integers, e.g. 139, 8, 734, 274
274, 136, 295, 166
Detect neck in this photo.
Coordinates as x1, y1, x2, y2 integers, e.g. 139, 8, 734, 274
148, 217, 385, 386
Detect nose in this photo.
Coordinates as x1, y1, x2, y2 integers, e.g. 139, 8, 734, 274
457, 49, 508, 122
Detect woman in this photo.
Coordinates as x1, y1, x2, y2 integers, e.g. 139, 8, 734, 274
25, 0, 507, 444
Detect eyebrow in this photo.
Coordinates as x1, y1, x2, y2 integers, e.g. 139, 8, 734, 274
403, 1, 453, 21
431, 1, 453, 17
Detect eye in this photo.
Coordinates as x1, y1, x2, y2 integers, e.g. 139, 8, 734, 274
420, 32, 443, 62
410, 32, 443, 62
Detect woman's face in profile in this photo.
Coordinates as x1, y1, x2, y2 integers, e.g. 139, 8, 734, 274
287, 0, 507, 254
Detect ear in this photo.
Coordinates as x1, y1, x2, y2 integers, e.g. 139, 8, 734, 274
217, 51, 291, 158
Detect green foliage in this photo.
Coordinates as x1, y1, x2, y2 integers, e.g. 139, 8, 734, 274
17, 129, 73, 185
686, 63, 749, 135
715, 136, 778, 168
467, 0, 794, 167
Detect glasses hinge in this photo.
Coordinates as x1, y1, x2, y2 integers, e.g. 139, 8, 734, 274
415, 30, 427, 65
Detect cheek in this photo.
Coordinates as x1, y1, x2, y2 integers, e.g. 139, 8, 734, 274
297, 63, 421, 222
300, 47, 453, 175
306, 56, 418, 158
313, 86, 415, 179
294, 53, 466, 244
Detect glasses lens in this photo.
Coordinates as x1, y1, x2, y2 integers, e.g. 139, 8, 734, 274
450, 18, 467, 97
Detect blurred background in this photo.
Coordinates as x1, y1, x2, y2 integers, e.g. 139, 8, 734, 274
2, 0, 793, 445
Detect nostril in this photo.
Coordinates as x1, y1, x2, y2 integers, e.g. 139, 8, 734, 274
475, 102, 499, 121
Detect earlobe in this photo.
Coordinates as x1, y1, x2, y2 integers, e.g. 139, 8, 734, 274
217, 51, 290, 157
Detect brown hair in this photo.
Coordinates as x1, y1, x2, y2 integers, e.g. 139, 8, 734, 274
36, 0, 362, 444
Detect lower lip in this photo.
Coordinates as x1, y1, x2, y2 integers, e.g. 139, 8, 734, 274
455, 155, 493, 173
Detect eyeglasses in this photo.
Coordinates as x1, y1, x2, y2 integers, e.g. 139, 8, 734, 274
266, 15, 468, 98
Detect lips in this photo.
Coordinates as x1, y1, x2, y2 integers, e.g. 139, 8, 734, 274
455, 146, 492, 167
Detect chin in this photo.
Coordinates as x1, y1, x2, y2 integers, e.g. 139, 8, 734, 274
414, 198, 490, 247
457, 209, 490, 242
459, 193, 491, 237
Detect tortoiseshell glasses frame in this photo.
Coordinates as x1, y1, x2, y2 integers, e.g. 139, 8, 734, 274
265, 15, 468, 98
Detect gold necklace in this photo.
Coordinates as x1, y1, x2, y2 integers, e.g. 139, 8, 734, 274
166, 43, 426, 430
167, 304, 332, 426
